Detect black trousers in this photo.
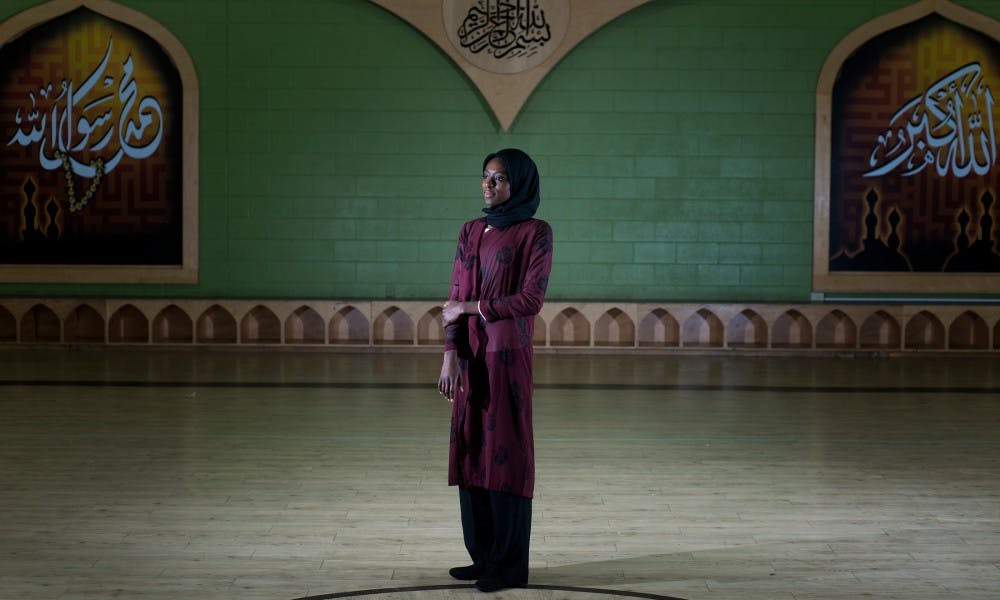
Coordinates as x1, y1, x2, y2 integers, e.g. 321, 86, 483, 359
458, 486, 532, 586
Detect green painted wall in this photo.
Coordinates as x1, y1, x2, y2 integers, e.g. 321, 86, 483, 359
2, 0, 999, 302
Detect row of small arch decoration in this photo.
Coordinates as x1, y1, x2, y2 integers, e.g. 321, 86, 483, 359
4, 299, 1000, 352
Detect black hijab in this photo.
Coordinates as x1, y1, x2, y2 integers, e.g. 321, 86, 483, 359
481, 148, 540, 230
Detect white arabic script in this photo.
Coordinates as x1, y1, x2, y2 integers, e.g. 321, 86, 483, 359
865, 63, 997, 178
7, 37, 164, 181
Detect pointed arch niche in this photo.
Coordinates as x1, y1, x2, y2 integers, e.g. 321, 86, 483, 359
813, 0, 1000, 294
0, 0, 198, 284
369, 0, 651, 131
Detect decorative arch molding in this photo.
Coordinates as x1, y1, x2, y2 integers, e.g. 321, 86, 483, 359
813, 0, 1000, 294
368, 0, 651, 131
0, 0, 199, 284
3, 298, 1000, 353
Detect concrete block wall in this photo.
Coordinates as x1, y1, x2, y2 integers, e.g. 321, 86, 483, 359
2, 1, 999, 307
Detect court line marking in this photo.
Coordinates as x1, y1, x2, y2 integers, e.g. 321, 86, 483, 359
291, 583, 685, 599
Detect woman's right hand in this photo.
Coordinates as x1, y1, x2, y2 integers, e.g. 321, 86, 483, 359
442, 300, 473, 326
438, 350, 463, 403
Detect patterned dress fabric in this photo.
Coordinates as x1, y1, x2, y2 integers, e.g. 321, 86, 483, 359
445, 217, 553, 498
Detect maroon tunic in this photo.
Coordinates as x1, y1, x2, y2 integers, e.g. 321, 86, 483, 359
445, 217, 553, 498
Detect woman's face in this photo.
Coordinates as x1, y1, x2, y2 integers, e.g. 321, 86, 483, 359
482, 157, 511, 208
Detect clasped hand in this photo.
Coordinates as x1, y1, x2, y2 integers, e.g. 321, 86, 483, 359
441, 300, 471, 326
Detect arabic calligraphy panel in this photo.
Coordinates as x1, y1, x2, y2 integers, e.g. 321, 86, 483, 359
829, 14, 1000, 277
443, 0, 570, 74
0, 5, 186, 275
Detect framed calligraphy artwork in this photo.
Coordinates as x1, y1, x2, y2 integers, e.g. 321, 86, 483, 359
0, 0, 198, 284
370, 0, 651, 131
814, 0, 1000, 294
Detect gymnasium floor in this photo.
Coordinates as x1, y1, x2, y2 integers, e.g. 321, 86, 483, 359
0, 348, 997, 599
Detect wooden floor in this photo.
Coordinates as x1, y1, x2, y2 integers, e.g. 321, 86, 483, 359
0, 348, 998, 600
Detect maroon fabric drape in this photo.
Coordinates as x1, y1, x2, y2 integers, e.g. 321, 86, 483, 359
445, 217, 553, 498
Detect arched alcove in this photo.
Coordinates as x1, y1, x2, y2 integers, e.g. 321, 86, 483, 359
197, 305, 237, 344
772, 310, 813, 349
594, 308, 635, 347
241, 305, 281, 344
285, 305, 325, 344
152, 305, 192, 343
949, 310, 988, 350
549, 308, 590, 346
20, 303, 60, 343
330, 305, 369, 345
637, 308, 680, 347
108, 304, 148, 343
533, 315, 546, 346
0, 305, 16, 342
812, 0, 1000, 295
904, 310, 945, 350
726, 309, 768, 348
994, 319, 1000, 350
816, 310, 857, 349
417, 307, 444, 346
0, 0, 200, 285
63, 304, 105, 343
681, 309, 723, 348
860, 310, 901, 350
373, 306, 414, 345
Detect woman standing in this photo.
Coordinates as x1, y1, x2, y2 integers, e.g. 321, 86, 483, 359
438, 148, 553, 592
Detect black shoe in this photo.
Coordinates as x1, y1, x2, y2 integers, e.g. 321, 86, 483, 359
449, 564, 483, 580
475, 577, 506, 592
